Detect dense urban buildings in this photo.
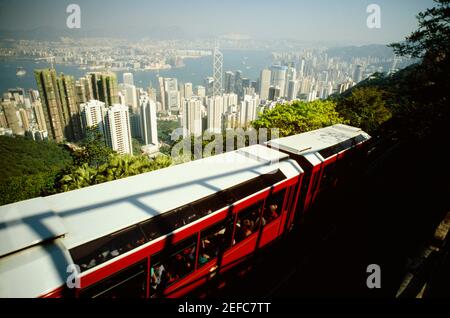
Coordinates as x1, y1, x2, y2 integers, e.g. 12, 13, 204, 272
0, 39, 414, 154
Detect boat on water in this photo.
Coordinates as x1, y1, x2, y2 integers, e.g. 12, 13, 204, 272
16, 67, 26, 76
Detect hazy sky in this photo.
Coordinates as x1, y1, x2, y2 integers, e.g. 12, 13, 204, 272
0, 0, 437, 44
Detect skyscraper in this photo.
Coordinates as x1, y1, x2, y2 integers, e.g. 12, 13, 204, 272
123, 73, 134, 86
268, 86, 281, 101
204, 77, 214, 96
104, 104, 133, 155
34, 69, 65, 142
238, 94, 259, 127
287, 80, 299, 101
165, 90, 180, 113
87, 72, 119, 106
57, 74, 83, 141
213, 46, 223, 96
183, 96, 203, 137
298, 58, 305, 78
206, 95, 224, 133
157, 77, 166, 111
32, 100, 47, 132
122, 83, 138, 111
0, 100, 23, 135
270, 65, 288, 98
18, 108, 30, 131
224, 71, 235, 94
129, 113, 142, 140
80, 100, 106, 133
354, 65, 363, 83
140, 96, 158, 147
235, 70, 243, 97
161, 78, 180, 112
195, 86, 206, 98
259, 69, 271, 100
183, 83, 193, 99
222, 93, 238, 110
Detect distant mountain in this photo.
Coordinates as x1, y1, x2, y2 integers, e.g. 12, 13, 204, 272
0, 25, 189, 41
326, 44, 395, 60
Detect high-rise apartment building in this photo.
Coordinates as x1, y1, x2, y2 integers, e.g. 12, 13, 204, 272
140, 96, 158, 147
123, 73, 134, 86
287, 80, 299, 101
224, 71, 235, 94
0, 100, 23, 135
183, 96, 203, 137
34, 69, 65, 142
206, 95, 224, 133
259, 69, 271, 100
57, 74, 83, 141
270, 65, 287, 98
87, 72, 119, 106
103, 104, 133, 155
238, 94, 259, 127
79, 100, 106, 134
183, 83, 193, 99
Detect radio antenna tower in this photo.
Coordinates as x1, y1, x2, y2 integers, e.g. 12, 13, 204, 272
213, 41, 223, 96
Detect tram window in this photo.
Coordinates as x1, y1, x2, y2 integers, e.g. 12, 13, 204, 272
260, 170, 287, 189
230, 178, 266, 202
320, 163, 336, 190
80, 261, 147, 298
233, 201, 263, 245
150, 235, 197, 296
198, 218, 233, 268
191, 190, 236, 218
140, 205, 195, 241
230, 170, 286, 203
70, 225, 147, 273
263, 189, 286, 225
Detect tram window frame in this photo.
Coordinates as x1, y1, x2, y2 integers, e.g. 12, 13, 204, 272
79, 260, 147, 298
233, 201, 264, 245
70, 225, 147, 273
140, 204, 195, 242
262, 189, 286, 226
320, 162, 337, 190
150, 235, 197, 295
197, 217, 233, 268
190, 190, 236, 219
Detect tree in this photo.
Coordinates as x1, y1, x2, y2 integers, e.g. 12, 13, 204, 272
389, 0, 450, 139
55, 153, 173, 191
57, 163, 97, 192
336, 87, 392, 133
389, 0, 450, 64
73, 126, 113, 168
252, 100, 346, 137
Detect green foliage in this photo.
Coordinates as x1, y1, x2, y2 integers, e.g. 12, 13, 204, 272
336, 87, 392, 134
389, 0, 450, 61
158, 120, 179, 146
56, 153, 172, 191
0, 136, 73, 205
252, 100, 346, 137
72, 126, 113, 168
387, 0, 450, 139
132, 138, 144, 155
0, 171, 60, 206
0, 135, 72, 180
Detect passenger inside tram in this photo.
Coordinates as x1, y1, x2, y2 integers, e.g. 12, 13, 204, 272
264, 204, 279, 223
151, 263, 166, 291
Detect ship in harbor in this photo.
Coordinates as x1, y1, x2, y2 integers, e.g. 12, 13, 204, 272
16, 67, 26, 77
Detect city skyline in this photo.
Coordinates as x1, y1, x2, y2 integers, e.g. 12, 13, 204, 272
0, 0, 436, 45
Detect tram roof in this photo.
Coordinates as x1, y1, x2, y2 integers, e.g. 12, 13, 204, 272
266, 124, 370, 166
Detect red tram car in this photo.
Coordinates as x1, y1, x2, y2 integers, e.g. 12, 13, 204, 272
0, 124, 370, 298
